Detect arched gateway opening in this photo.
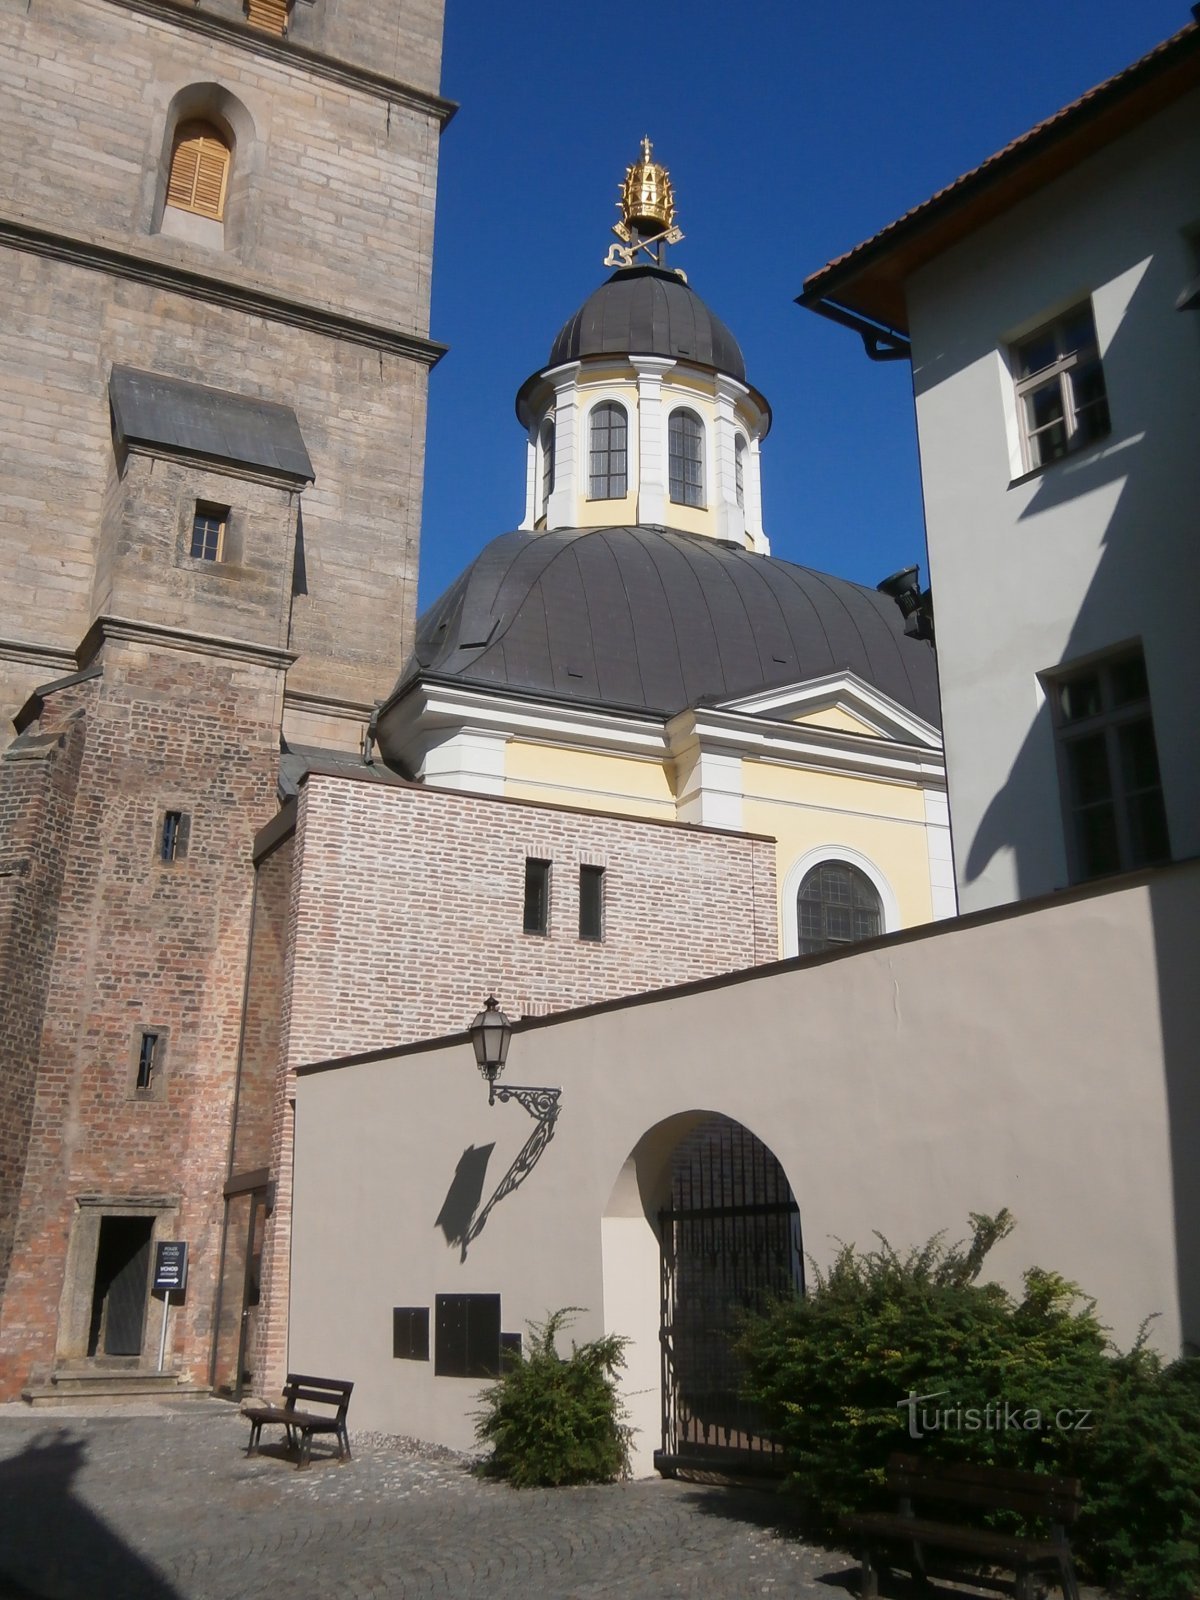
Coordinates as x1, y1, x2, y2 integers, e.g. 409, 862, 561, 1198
603, 1112, 802, 1478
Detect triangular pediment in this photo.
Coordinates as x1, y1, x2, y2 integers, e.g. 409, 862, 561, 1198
717, 671, 942, 750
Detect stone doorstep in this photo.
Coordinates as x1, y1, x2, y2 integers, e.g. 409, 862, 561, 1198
21, 1370, 215, 1406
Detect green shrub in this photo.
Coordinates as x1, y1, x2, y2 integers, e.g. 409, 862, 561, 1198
735, 1212, 1200, 1600
474, 1307, 633, 1487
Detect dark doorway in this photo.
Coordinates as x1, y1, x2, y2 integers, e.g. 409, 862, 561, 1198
657, 1116, 801, 1476
88, 1217, 153, 1357
212, 1187, 266, 1400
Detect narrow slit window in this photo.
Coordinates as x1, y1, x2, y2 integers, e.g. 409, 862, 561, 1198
159, 810, 189, 862
734, 436, 747, 509
579, 865, 604, 941
523, 858, 550, 935
136, 1032, 160, 1092
540, 420, 555, 515
191, 503, 228, 562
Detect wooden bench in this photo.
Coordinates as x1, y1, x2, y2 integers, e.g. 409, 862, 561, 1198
242, 1374, 353, 1469
843, 1453, 1081, 1600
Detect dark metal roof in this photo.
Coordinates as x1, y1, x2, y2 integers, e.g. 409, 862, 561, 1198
389, 526, 940, 727
109, 365, 315, 482
547, 265, 746, 383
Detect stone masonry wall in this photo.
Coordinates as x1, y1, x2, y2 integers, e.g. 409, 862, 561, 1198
251, 770, 779, 1390
0, 637, 283, 1397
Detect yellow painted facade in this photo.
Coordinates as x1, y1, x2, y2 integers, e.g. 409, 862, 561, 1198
502, 735, 938, 956
790, 706, 882, 736
504, 739, 676, 818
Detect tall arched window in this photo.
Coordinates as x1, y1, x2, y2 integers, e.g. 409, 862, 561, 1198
796, 861, 883, 955
166, 121, 231, 222
734, 435, 747, 509
589, 402, 627, 499
669, 409, 704, 507
540, 420, 555, 515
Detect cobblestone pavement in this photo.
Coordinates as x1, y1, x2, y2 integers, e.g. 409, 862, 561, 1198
0, 1399, 857, 1600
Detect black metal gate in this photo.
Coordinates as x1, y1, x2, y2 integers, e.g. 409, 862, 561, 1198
656, 1116, 801, 1476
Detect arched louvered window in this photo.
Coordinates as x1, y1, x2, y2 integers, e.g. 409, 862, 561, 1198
166, 122, 231, 222
797, 861, 883, 956
669, 409, 704, 507
588, 402, 628, 499
540, 420, 555, 514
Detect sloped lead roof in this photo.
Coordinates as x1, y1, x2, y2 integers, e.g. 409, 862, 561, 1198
547, 265, 747, 383
390, 526, 940, 726
109, 366, 314, 482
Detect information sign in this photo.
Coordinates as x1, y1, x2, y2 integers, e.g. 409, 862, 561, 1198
153, 1240, 188, 1295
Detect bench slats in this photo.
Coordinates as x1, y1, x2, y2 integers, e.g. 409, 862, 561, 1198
242, 1372, 353, 1469
887, 1451, 1081, 1521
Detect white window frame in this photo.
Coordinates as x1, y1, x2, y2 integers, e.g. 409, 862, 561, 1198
1012, 301, 1109, 473
587, 401, 628, 501
668, 407, 705, 508
780, 847, 899, 960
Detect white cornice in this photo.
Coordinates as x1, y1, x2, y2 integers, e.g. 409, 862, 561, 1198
719, 670, 943, 750
667, 705, 946, 788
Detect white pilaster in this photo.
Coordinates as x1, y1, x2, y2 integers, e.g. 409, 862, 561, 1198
520, 425, 537, 530
673, 741, 744, 830
924, 788, 958, 919
545, 363, 581, 531
630, 356, 675, 526
713, 375, 747, 545
419, 728, 510, 796
746, 437, 769, 553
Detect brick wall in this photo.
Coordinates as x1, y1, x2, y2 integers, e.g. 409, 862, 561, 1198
0, 714, 87, 1304
0, 637, 282, 1396
250, 769, 779, 1389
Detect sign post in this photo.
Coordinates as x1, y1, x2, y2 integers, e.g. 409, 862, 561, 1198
152, 1242, 188, 1374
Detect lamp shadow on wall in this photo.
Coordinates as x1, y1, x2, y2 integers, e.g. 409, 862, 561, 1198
436, 1103, 561, 1263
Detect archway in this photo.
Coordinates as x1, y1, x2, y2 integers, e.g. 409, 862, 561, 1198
602, 1111, 802, 1478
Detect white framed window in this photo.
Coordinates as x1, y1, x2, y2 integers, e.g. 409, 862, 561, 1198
1045, 645, 1170, 882
668, 408, 705, 507
734, 435, 747, 509
1012, 302, 1109, 472
588, 402, 627, 499
796, 861, 883, 956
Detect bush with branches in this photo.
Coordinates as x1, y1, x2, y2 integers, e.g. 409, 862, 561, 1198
735, 1211, 1200, 1600
474, 1307, 633, 1487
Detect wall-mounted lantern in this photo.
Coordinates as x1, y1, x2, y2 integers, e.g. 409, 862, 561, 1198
469, 995, 513, 1106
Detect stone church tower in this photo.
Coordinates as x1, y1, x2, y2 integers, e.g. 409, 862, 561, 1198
0, 0, 450, 1399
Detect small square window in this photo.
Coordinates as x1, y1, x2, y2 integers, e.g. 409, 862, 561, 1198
579, 865, 604, 941
190, 503, 228, 562
1046, 645, 1170, 883
523, 858, 550, 936
1012, 302, 1109, 472
159, 810, 189, 863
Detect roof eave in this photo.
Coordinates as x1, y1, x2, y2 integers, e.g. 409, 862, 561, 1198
799, 22, 1200, 336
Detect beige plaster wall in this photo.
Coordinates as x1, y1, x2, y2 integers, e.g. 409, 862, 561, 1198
291, 860, 1198, 1476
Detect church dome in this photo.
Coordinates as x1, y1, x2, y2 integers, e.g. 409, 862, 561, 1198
546, 264, 746, 383
387, 525, 940, 726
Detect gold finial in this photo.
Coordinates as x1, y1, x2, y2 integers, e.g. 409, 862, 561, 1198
619, 136, 675, 237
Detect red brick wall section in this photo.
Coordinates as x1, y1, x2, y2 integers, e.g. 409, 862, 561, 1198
0, 641, 283, 1398
0, 711, 87, 1304
252, 770, 779, 1393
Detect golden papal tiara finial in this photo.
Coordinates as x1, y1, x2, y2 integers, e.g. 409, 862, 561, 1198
605, 138, 685, 273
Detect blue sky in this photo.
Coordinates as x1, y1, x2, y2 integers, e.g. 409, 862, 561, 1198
418, 0, 1189, 610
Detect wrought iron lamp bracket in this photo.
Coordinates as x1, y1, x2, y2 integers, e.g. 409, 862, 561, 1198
489, 1083, 562, 1120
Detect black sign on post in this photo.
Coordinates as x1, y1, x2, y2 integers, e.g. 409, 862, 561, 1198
153, 1241, 188, 1295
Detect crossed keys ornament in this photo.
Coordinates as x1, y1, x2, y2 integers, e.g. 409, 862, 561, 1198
604, 220, 685, 270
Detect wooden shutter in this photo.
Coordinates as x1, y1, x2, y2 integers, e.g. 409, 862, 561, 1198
167, 123, 230, 222
246, 0, 289, 33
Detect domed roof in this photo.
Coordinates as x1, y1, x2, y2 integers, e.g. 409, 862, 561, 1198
547, 265, 746, 383
387, 526, 940, 727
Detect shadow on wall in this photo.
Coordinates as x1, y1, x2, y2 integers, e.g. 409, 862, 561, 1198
963, 239, 1200, 897
955, 249, 1200, 1356
435, 1095, 561, 1263
0, 1431, 181, 1598
1149, 867, 1200, 1356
